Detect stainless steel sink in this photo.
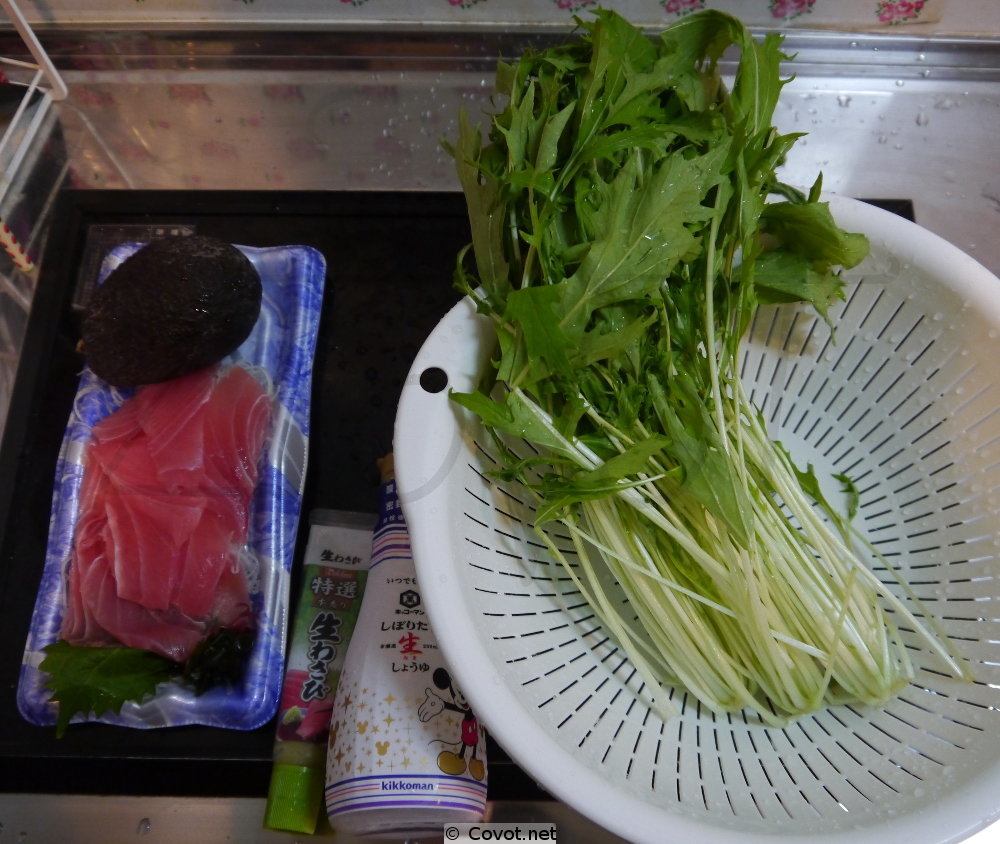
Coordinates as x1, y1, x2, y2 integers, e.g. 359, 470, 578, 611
1, 22, 998, 844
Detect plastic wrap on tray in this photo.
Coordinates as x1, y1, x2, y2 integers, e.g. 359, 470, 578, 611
16, 240, 326, 730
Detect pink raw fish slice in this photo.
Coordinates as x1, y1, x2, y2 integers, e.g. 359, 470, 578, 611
171, 510, 237, 619
82, 558, 206, 662
90, 397, 141, 446
61, 363, 272, 663
88, 427, 158, 494
60, 550, 117, 648
201, 366, 272, 508
136, 366, 215, 486
103, 487, 207, 611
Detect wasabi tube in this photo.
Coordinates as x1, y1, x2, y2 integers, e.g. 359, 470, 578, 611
263, 508, 374, 834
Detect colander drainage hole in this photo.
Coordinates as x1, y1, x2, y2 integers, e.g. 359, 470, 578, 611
420, 366, 449, 393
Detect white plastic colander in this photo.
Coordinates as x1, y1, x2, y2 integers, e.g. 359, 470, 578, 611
393, 195, 1000, 844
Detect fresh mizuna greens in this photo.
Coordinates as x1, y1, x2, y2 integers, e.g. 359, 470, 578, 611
445, 9, 969, 725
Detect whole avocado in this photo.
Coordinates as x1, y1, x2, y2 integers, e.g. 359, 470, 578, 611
81, 235, 262, 387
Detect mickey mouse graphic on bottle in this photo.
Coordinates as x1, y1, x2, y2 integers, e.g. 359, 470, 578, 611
324, 455, 487, 839
420, 667, 486, 782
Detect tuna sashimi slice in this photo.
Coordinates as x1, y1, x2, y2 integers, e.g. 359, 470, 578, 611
60, 363, 272, 664
90, 397, 141, 447
136, 366, 216, 486
88, 422, 159, 492
201, 364, 273, 507
171, 509, 238, 619
102, 487, 207, 611
75, 552, 205, 662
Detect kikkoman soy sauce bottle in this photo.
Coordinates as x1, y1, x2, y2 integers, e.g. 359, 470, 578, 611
324, 454, 488, 839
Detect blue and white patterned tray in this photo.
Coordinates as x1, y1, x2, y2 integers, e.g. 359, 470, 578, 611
17, 241, 326, 730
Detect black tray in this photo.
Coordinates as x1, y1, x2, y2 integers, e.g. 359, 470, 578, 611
0, 189, 548, 800
0, 190, 913, 798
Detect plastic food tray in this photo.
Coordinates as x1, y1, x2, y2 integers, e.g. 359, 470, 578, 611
17, 241, 326, 730
395, 195, 1000, 844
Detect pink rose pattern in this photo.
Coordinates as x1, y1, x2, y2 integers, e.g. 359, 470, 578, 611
770, 0, 816, 19
663, 0, 705, 17
876, 0, 926, 24
551, 0, 598, 11
245, 0, 933, 26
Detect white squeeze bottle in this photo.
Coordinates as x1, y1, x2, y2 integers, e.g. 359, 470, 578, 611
324, 454, 488, 838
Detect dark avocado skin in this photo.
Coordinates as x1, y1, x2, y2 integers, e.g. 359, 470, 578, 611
81, 235, 262, 387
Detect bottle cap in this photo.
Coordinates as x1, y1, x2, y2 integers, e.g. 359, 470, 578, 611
263, 763, 323, 834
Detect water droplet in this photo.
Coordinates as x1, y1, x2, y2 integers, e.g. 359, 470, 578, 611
895, 79, 905, 87
917, 52, 926, 61
877, 134, 888, 145
850, 40, 859, 47
837, 94, 852, 108
921, 69, 932, 78
915, 112, 930, 127
136, 818, 152, 836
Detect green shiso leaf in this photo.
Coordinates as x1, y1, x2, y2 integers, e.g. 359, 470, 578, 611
40, 630, 256, 736
41, 640, 176, 738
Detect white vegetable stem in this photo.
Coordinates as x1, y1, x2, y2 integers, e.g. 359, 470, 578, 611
504, 370, 965, 726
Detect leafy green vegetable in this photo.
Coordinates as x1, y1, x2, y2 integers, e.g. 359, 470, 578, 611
41, 630, 255, 735
41, 641, 176, 737
445, 9, 969, 724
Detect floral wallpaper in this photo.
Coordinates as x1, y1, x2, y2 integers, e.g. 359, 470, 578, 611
271, 0, 943, 28
24, 0, 1000, 34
